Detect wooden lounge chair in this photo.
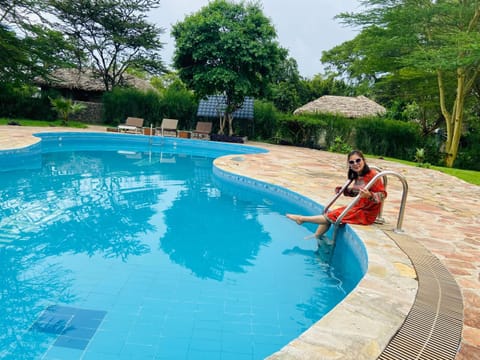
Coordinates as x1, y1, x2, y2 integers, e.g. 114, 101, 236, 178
191, 122, 212, 140
157, 118, 179, 137
117, 117, 144, 134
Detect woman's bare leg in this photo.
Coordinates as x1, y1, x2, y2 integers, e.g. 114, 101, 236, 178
314, 222, 331, 238
286, 214, 327, 225
286, 214, 331, 238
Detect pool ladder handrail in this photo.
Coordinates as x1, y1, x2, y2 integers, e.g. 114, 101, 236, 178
324, 167, 408, 242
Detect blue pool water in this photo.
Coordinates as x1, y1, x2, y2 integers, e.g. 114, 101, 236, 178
0, 133, 366, 360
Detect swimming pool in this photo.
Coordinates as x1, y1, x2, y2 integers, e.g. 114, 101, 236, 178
0, 133, 367, 359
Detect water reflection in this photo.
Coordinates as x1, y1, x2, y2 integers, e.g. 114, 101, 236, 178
0, 151, 170, 355
0, 148, 345, 359
1, 151, 159, 260
0, 245, 76, 359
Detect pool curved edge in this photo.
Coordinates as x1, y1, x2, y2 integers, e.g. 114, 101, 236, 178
213, 152, 418, 360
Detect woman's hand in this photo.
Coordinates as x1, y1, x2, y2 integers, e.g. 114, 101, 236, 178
359, 188, 372, 199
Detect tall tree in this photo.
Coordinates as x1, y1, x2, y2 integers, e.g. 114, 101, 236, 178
1, 1, 75, 83
48, 0, 166, 91
1, 0, 45, 27
323, 0, 480, 167
172, 0, 286, 135
266, 57, 302, 113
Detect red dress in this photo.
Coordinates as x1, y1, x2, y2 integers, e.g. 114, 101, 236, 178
326, 169, 387, 225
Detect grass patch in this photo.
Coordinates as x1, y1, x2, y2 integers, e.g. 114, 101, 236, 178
432, 166, 480, 186
0, 118, 88, 128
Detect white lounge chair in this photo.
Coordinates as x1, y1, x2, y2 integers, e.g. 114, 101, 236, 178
157, 118, 179, 137
191, 122, 212, 140
117, 117, 144, 133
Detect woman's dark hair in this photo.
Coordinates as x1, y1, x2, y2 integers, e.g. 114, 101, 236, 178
347, 150, 370, 179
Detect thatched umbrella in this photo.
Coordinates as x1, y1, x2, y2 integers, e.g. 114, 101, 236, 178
293, 95, 386, 118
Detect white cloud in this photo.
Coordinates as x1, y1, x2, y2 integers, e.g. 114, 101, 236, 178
149, 0, 360, 78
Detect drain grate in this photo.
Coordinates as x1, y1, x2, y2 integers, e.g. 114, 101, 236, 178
378, 230, 463, 360
31, 305, 106, 350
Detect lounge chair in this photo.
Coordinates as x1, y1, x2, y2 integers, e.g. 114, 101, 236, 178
157, 118, 179, 137
191, 122, 212, 140
117, 117, 144, 134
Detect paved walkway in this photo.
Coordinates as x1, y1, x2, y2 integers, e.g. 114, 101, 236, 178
0, 125, 479, 359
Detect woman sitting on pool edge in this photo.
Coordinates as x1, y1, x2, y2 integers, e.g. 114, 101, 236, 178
287, 150, 387, 241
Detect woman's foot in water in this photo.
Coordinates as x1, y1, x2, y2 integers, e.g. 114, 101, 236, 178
286, 214, 304, 225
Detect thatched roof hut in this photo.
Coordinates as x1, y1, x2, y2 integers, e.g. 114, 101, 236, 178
293, 95, 386, 118
35, 68, 156, 101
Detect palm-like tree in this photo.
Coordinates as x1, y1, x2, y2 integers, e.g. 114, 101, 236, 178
50, 96, 86, 125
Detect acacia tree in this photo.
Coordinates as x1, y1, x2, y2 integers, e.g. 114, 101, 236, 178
48, 0, 165, 91
323, 0, 480, 167
172, 0, 286, 135
0, 0, 76, 84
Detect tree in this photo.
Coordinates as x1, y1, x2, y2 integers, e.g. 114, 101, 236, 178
50, 96, 86, 125
323, 1, 480, 167
172, 0, 286, 135
48, 0, 166, 91
266, 57, 302, 112
1, 1, 76, 84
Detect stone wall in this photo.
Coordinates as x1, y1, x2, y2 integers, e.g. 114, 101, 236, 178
70, 101, 103, 124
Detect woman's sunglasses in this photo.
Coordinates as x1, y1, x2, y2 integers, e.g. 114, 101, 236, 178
349, 158, 362, 165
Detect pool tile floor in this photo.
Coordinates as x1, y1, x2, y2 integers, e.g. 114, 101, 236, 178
1, 125, 479, 360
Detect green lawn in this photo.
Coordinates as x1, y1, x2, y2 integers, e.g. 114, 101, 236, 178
380, 156, 480, 186
0, 118, 88, 128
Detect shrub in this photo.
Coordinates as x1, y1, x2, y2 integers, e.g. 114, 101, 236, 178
277, 114, 325, 147
354, 117, 421, 160
454, 123, 480, 171
102, 88, 162, 127
329, 136, 353, 154
0, 83, 57, 120
160, 87, 198, 130
321, 114, 355, 149
102, 87, 198, 129
50, 96, 86, 125
253, 100, 279, 140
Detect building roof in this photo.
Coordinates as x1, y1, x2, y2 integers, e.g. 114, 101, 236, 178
293, 95, 386, 118
197, 95, 254, 119
34, 68, 156, 92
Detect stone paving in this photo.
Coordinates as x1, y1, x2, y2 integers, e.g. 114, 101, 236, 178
0, 125, 479, 359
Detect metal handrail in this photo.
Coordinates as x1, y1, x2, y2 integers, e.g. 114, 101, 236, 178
323, 178, 354, 215
325, 170, 408, 241
370, 166, 386, 223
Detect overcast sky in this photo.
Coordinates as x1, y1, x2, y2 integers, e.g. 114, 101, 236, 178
149, 0, 362, 78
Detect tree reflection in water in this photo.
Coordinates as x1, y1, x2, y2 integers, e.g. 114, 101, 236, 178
160, 157, 271, 280
0, 150, 272, 354
0, 147, 345, 359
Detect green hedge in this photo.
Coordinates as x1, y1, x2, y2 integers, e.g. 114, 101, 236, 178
160, 88, 198, 130
102, 88, 162, 127
354, 117, 421, 159
102, 87, 198, 129
277, 114, 325, 147
0, 84, 57, 120
321, 115, 355, 148
253, 100, 279, 140
266, 111, 422, 160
